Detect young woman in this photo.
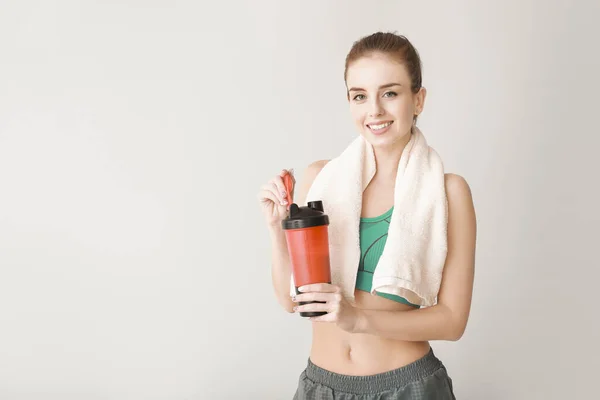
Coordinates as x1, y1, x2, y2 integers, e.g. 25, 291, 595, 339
258, 32, 477, 399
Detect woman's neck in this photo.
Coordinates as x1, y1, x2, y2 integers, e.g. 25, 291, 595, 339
372, 132, 412, 181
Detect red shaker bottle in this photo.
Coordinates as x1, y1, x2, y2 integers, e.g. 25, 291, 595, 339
281, 191, 332, 317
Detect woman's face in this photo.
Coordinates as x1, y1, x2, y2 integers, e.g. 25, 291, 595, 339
346, 53, 426, 149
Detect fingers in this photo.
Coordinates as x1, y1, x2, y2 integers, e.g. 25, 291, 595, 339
298, 283, 340, 293
292, 289, 342, 315
278, 168, 289, 177
257, 169, 292, 207
272, 174, 288, 204
291, 284, 356, 330
269, 181, 287, 206
257, 187, 280, 205
294, 301, 331, 313
293, 291, 340, 304
258, 182, 287, 207
280, 169, 295, 203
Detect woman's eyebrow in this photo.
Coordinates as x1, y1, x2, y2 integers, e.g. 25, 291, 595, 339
348, 83, 402, 92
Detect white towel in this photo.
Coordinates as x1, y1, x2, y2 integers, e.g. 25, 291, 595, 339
290, 127, 448, 307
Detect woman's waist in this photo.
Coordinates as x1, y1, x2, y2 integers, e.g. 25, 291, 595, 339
309, 324, 431, 375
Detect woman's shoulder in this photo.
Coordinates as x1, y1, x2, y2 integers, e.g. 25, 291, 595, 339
308, 159, 330, 173
444, 173, 476, 218
444, 173, 470, 192
306, 159, 331, 186
294, 159, 330, 204
444, 173, 472, 199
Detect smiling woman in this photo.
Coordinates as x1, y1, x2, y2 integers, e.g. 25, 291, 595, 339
345, 35, 426, 151
257, 32, 476, 400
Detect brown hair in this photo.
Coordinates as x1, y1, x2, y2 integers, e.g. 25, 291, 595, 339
344, 32, 423, 94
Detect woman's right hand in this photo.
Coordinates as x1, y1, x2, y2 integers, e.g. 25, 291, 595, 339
257, 169, 295, 229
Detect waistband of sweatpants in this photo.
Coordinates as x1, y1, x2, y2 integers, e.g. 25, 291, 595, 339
304, 347, 444, 394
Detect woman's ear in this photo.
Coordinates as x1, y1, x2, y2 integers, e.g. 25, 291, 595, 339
415, 86, 427, 116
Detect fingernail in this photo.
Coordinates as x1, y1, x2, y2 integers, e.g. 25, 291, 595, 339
291, 296, 296, 301
298, 286, 305, 292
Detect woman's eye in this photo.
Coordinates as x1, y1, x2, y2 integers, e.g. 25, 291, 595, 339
353, 94, 366, 101
383, 91, 398, 98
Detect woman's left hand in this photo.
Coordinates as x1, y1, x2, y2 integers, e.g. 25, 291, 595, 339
292, 283, 362, 333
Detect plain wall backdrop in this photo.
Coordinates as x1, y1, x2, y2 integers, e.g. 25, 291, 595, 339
1, 1, 599, 399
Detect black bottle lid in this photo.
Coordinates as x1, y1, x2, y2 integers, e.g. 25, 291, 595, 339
281, 200, 329, 230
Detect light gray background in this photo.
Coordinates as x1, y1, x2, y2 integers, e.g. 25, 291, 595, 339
1, 1, 599, 399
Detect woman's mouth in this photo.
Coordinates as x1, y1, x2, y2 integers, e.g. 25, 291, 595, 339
367, 121, 393, 135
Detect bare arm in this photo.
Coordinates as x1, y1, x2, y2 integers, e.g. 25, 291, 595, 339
269, 227, 295, 313
353, 173, 477, 341
268, 160, 329, 313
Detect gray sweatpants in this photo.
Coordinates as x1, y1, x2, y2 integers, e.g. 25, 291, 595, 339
293, 348, 456, 399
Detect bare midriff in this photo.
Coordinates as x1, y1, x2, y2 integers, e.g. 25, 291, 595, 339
308, 289, 430, 376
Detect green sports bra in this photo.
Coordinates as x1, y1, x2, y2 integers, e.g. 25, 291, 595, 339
356, 206, 420, 307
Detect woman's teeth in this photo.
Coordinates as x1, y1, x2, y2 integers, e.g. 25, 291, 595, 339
369, 121, 392, 130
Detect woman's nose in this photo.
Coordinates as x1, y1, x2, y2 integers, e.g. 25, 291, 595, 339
368, 100, 383, 117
